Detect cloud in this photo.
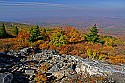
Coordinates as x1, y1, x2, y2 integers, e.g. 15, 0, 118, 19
0, 1, 67, 8
0, 1, 104, 10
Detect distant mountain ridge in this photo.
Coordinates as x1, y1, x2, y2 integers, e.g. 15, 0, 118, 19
1, 17, 125, 29
15, 17, 125, 28
0, 21, 29, 27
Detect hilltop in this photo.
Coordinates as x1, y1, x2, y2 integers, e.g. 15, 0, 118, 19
0, 20, 125, 82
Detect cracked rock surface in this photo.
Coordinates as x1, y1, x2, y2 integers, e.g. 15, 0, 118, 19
0, 47, 125, 83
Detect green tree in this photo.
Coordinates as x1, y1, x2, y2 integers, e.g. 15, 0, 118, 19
49, 28, 69, 47
0, 23, 7, 38
29, 25, 45, 43
14, 25, 18, 36
86, 24, 104, 44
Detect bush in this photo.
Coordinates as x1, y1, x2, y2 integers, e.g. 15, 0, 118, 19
103, 36, 116, 46
64, 26, 83, 43
87, 49, 107, 60
49, 28, 69, 47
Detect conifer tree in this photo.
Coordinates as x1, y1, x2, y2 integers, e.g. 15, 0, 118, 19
14, 25, 18, 36
86, 24, 104, 44
29, 25, 45, 43
0, 23, 7, 38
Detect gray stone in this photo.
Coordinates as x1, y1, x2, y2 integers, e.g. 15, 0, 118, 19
3, 48, 125, 82
75, 59, 125, 77
6, 50, 18, 57
19, 47, 34, 56
48, 65, 60, 72
108, 72, 125, 83
0, 72, 13, 83
25, 69, 35, 76
52, 71, 65, 80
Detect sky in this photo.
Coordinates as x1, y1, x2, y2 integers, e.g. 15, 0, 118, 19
0, 0, 125, 21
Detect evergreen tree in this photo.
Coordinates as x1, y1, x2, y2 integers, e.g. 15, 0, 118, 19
14, 25, 18, 36
86, 24, 104, 44
0, 23, 7, 38
29, 25, 45, 43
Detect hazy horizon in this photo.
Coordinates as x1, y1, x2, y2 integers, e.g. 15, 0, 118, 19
0, 0, 125, 22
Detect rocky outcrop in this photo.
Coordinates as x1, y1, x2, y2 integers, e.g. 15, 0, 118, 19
0, 47, 125, 83
0, 72, 13, 83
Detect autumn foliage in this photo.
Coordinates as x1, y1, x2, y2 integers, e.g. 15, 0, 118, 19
0, 23, 125, 64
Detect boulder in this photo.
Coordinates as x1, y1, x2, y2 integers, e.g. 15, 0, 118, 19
0, 72, 13, 83
108, 72, 125, 83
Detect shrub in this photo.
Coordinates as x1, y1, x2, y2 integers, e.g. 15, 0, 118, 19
64, 26, 83, 43
49, 28, 69, 47
109, 55, 125, 64
103, 36, 116, 46
87, 49, 107, 60
39, 41, 49, 50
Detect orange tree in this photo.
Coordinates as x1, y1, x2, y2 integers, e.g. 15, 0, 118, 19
14, 31, 30, 50
64, 26, 83, 43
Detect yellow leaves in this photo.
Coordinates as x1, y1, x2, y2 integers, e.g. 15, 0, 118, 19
2, 25, 125, 65
64, 26, 83, 43
87, 49, 98, 59
35, 71, 47, 83
87, 49, 107, 60
40, 63, 51, 72
33, 40, 44, 47
109, 55, 125, 64
103, 36, 116, 46
99, 54, 107, 60
17, 31, 30, 40
39, 41, 49, 50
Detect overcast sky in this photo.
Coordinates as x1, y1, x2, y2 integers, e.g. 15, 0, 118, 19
0, 0, 125, 21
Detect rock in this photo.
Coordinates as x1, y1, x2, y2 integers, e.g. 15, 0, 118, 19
25, 69, 35, 80
52, 71, 65, 80
71, 64, 76, 70
0, 72, 13, 83
2, 48, 125, 82
49, 65, 60, 72
25, 69, 35, 75
75, 59, 125, 77
108, 72, 125, 83
5, 50, 18, 57
0, 52, 6, 57
12, 72, 29, 83
19, 47, 34, 56
75, 67, 81, 74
